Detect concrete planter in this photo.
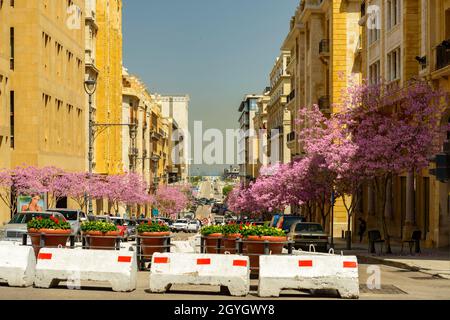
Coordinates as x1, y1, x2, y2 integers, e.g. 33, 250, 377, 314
203, 233, 224, 254
244, 236, 287, 274
28, 228, 71, 257
139, 231, 170, 258
223, 233, 242, 254
83, 231, 121, 250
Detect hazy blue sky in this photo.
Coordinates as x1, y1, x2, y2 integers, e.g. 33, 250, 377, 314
123, 0, 299, 175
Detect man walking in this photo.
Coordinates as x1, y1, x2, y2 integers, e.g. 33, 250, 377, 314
358, 217, 367, 243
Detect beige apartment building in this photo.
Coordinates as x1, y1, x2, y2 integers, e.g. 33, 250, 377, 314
280, 0, 362, 233
252, 89, 271, 178
357, 0, 449, 248
267, 51, 292, 165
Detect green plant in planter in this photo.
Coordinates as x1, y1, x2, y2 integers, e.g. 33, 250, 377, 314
200, 225, 223, 236
81, 221, 118, 233
222, 223, 242, 236
240, 225, 286, 238
137, 221, 170, 233
27, 216, 71, 230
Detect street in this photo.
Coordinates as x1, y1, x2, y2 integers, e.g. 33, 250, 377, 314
1, 232, 449, 300
1, 261, 448, 300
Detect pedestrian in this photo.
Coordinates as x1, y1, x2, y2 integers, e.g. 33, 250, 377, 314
358, 217, 367, 243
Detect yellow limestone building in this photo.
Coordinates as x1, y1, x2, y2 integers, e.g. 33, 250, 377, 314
95, 0, 123, 175
0, 0, 86, 224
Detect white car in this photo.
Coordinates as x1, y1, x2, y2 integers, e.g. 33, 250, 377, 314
187, 220, 201, 233
171, 219, 189, 232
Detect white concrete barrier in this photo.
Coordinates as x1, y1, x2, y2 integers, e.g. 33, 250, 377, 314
188, 235, 201, 253
34, 248, 137, 292
170, 241, 195, 253
0, 245, 36, 287
258, 254, 359, 299
149, 253, 250, 296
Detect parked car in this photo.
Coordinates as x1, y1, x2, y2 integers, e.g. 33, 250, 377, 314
171, 219, 189, 232
187, 220, 201, 233
0, 212, 68, 242
270, 214, 306, 233
287, 222, 329, 252
110, 217, 128, 240
47, 208, 86, 239
87, 215, 111, 222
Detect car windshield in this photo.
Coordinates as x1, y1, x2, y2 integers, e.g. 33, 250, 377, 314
176, 220, 187, 223
59, 211, 78, 221
295, 224, 324, 232
112, 219, 124, 226
21, 213, 52, 223
10, 214, 25, 224
189, 221, 197, 225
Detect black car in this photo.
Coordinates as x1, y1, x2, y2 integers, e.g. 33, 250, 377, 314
270, 214, 306, 233
287, 222, 329, 252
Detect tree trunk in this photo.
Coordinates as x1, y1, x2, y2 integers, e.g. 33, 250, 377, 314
375, 176, 392, 254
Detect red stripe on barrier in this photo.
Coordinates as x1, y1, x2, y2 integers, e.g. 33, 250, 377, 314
197, 258, 211, 265
343, 261, 358, 268
154, 257, 169, 264
117, 256, 132, 263
298, 260, 313, 267
233, 260, 247, 267
38, 253, 52, 260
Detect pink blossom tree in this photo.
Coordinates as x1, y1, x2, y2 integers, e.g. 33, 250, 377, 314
154, 185, 189, 219
338, 80, 448, 253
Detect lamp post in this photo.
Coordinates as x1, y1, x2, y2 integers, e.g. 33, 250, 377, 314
84, 78, 97, 216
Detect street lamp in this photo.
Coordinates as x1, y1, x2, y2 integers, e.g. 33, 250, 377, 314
84, 77, 97, 215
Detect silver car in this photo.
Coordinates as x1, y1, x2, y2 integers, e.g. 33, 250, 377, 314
0, 212, 67, 243
47, 208, 87, 238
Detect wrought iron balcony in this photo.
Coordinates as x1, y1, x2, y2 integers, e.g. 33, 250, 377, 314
128, 147, 139, 156
287, 131, 296, 143
436, 40, 450, 70
318, 95, 330, 112
319, 39, 330, 55
287, 89, 296, 104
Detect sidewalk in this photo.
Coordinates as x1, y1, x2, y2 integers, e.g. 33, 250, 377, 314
332, 238, 450, 279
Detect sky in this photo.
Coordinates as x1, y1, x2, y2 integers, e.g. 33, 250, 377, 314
122, 0, 299, 175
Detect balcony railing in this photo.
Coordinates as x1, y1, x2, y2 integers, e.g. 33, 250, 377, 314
319, 39, 330, 55
436, 40, 450, 70
287, 89, 296, 104
287, 131, 296, 143
318, 95, 330, 112
128, 147, 139, 156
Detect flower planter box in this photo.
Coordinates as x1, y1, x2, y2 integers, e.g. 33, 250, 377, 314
83, 231, 121, 250
203, 233, 224, 254
139, 231, 171, 258
223, 234, 242, 254
243, 236, 287, 274
28, 228, 71, 257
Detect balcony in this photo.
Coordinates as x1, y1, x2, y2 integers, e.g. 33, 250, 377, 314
128, 147, 139, 156
287, 89, 296, 104
319, 39, 330, 56
318, 95, 331, 113
287, 131, 296, 143
436, 40, 450, 71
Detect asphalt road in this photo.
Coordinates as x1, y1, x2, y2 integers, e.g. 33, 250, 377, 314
1, 262, 449, 300
1, 232, 449, 300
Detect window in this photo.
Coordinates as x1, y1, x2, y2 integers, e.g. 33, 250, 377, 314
387, 0, 400, 30
10, 27, 14, 70
368, 22, 380, 45
387, 47, 401, 81
10, 91, 14, 148
369, 60, 380, 84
